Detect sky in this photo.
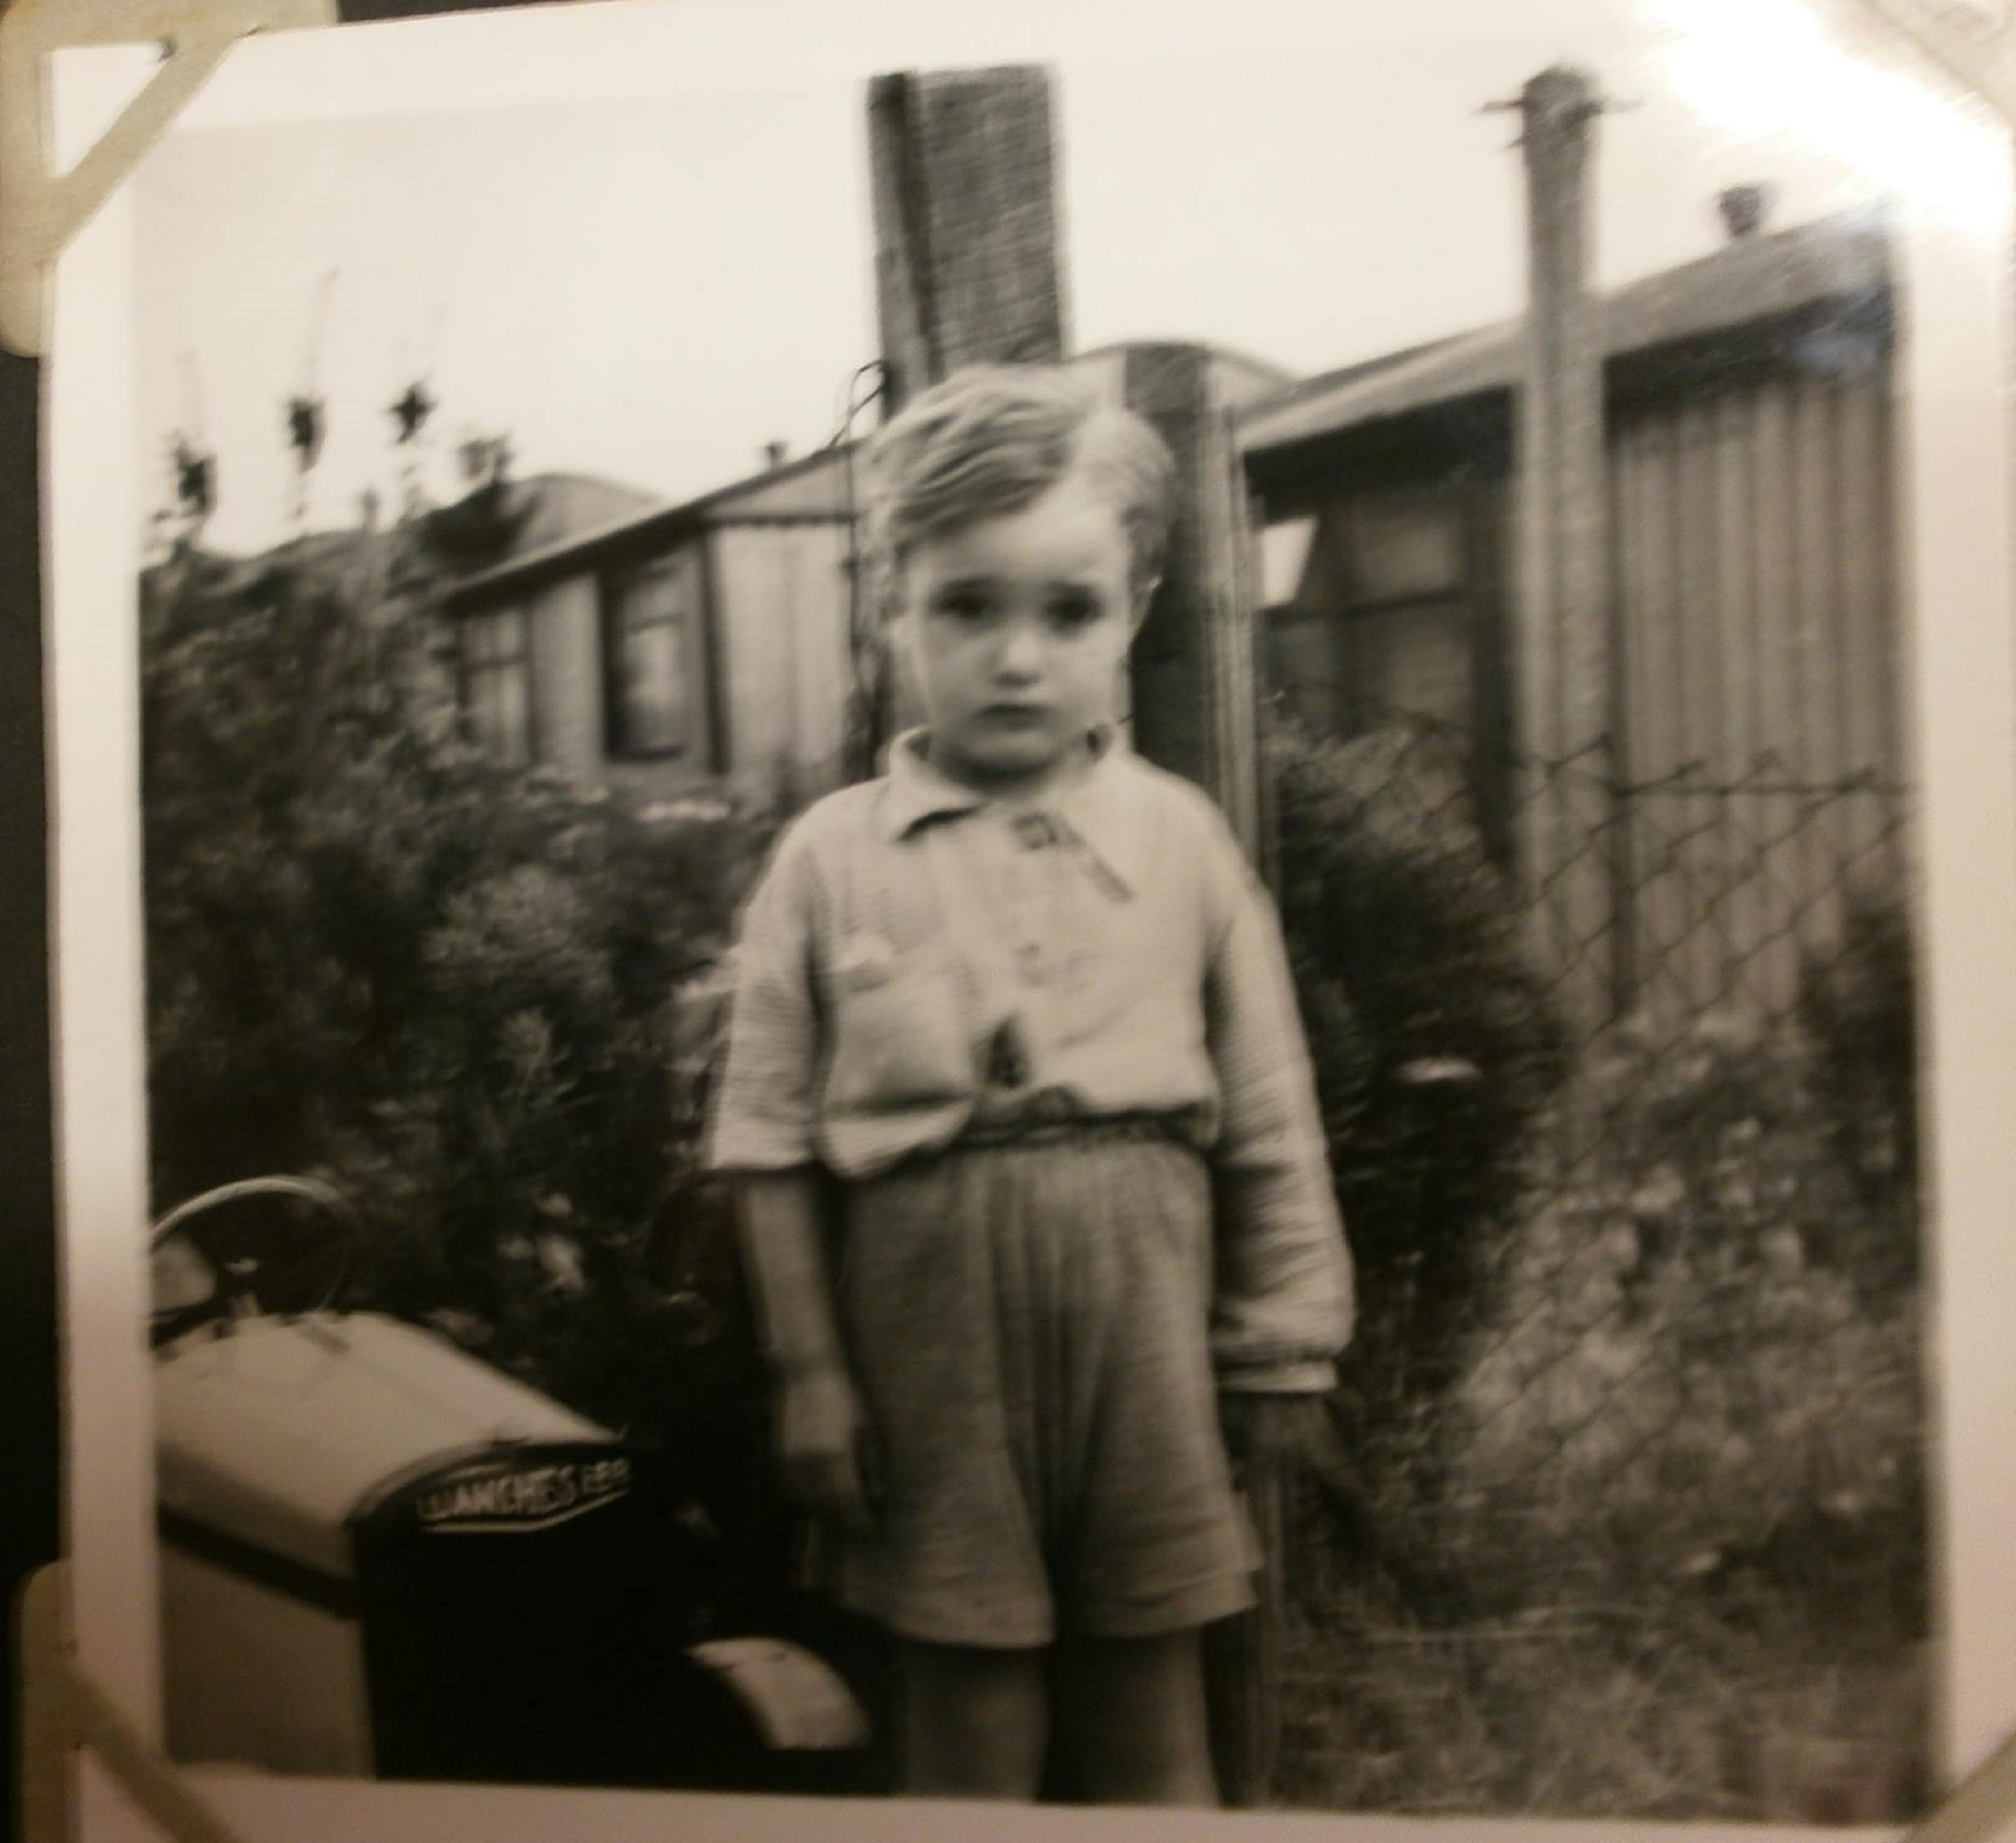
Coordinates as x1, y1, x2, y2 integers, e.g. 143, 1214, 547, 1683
111, 0, 2003, 556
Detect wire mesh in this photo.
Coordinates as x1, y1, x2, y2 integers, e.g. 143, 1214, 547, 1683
1264, 684, 1926, 1816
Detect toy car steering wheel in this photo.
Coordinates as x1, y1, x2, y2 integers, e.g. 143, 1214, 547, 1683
149, 1174, 358, 1343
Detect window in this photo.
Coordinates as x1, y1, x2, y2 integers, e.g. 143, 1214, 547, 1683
1338, 490, 1481, 739
604, 552, 698, 759
1260, 515, 1319, 609
460, 606, 533, 765
1263, 481, 1513, 863
1336, 594, 1478, 733
1271, 486, 1483, 736
1345, 491, 1468, 603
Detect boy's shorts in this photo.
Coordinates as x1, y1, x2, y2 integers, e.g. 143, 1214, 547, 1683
827, 1128, 1258, 1649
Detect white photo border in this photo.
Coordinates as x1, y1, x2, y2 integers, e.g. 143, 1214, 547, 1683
48, 1, 2016, 1837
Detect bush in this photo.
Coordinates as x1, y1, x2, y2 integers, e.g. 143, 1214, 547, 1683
1440, 1011, 1927, 1608
142, 547, 770, 1436
1796, 891, 1918, 1291
1270, 721, 1570, 1420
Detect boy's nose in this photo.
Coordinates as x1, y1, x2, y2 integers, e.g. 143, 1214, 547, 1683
994, 619, 1045, 679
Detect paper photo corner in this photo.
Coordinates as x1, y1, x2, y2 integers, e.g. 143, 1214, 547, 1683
0, 0, 334, 359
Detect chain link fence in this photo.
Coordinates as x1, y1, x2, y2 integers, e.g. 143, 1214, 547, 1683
1264, 689, 1927, 1821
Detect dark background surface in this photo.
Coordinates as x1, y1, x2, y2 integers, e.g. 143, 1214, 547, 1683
0, 7, 559, 1839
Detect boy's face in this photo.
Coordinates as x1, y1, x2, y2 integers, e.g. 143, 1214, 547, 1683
895, 472, 1146, 796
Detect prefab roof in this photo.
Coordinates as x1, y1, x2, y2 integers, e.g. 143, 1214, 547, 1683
444, 441, 858, 612
1237, 205, 1894, 469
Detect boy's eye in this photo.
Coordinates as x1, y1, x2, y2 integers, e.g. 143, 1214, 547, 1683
1046, 588, 1102, 627
931, 585, 995, 621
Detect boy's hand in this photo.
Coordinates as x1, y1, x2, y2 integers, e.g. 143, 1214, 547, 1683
1219, 1391, 1316, 1482
777, 1366, 881, 1531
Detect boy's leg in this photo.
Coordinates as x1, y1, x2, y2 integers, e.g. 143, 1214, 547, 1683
1047, 1629, 1219, 1807
897, 1640, 1047, 1800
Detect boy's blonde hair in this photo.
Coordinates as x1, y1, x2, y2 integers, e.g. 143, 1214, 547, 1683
862, 364, 1175, 616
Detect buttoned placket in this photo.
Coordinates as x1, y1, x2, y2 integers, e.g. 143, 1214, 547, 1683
1002, 810, 1063, 992
983, 809, 1060, 1093
925, 807, 1076, 1098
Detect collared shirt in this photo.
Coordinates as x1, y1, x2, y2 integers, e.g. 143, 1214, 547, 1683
706, 727, 1354, 1390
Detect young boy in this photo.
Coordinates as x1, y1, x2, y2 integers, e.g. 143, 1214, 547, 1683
706, 364, 1352, 1805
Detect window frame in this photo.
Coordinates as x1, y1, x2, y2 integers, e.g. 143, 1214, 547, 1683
600, 546, 706, 765
1262, 469, 1516, 865
456, 602, 535, 766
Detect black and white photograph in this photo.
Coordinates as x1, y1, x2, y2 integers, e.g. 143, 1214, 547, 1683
38, 0, 2016, 1836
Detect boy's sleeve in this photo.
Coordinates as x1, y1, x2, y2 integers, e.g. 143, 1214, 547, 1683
1202, 818, 1355, 1395
705, 822, 825, 1174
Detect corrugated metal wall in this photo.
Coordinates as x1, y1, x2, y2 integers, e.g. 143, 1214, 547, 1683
1609, 367, 1904, 1021
1254, 358, 1906, 1028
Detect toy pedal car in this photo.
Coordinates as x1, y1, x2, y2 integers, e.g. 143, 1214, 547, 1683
151, 1175, 870, 1793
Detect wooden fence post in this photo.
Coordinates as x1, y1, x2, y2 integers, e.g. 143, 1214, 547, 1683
1514, 64, 1623, 1033
1119, 346, 1276, 1796
1204, 1446, 1287, 1807
1122, 344, 1266, 860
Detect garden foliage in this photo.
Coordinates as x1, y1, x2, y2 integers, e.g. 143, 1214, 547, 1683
141, 546, 766, 1436
1266, 722, 1927, 1822
1269, 721, 1570, 1417
1443, 1006, 1926, 1599
1796, 889, 1919, 1267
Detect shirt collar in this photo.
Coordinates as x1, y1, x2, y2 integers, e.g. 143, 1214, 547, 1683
877, 724, 1148, 895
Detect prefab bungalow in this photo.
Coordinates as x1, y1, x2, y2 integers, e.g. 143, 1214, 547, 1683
442, 447, 859, 815
1236, 204, 1904, 1018
440, 341, 1293, 818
